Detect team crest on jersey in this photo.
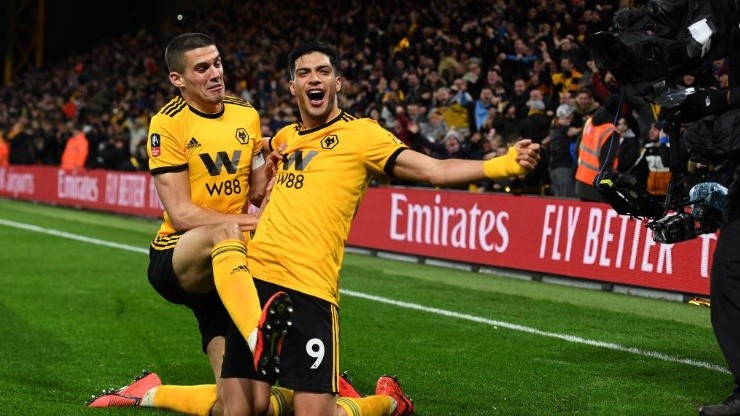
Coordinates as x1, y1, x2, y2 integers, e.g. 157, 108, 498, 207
150, 133, 161, 157
235, 128, 250, 145
321, 134, 339, 149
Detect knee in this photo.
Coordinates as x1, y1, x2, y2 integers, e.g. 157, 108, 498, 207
222, 402, 248, 416
221, 398, 267, 416
254, 397, 270, 416
222, 396, 251, 416
213, 221, 244, 245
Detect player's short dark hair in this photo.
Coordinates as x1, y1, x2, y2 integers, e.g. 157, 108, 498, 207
164, 33, 216, 73
287, 40, 341, 80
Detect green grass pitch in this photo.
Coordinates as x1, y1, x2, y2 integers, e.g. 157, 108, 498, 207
0, 198, 729, 415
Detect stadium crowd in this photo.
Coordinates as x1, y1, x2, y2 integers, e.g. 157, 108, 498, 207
0, 0, 707, 197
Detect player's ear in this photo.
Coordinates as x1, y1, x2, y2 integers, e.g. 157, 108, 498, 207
289, 80, 296, 96
169, 72, 184, 88
336, 76, 341, 92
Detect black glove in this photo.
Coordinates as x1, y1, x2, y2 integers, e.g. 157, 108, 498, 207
663, 88, 729, 124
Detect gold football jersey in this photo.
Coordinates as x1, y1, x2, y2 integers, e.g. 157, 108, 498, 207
147, 96, 262, 243
248, 111, 407, 304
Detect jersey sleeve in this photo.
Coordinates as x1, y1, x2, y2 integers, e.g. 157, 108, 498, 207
147, 113, 187, 174
270, 125, 291, 151
362, 119, 408, 175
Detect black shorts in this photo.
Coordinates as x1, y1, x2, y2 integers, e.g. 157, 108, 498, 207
221, 278, 340, 393
148, 234, 229, 353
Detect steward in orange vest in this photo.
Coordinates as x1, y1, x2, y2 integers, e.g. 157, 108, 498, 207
61, 128, 89, 170
574, 102, 620, 202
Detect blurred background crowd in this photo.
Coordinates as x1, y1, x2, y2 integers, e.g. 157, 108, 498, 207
0, 0, 726, 197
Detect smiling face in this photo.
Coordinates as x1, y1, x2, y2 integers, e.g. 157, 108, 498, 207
289, 51, 342, 130
169, 45, 225, 114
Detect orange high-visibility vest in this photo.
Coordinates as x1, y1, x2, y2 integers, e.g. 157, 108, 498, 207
575, 118, 617, 186
61, 131, 89, 170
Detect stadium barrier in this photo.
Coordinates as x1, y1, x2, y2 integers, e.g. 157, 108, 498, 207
0, 165, 713, 296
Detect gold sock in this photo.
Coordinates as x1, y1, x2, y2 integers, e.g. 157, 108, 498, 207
270, 386, 294, 416
337, 395, 393, 416
211, 239, 261, 344
150, 384, 217, 416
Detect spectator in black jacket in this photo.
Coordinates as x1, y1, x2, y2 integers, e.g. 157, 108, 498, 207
616, 117, 640, 173
547, 104, 578, 198
7, 117, 36, 165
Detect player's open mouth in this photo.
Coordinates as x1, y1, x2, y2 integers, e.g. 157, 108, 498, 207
307, 89, 325, 105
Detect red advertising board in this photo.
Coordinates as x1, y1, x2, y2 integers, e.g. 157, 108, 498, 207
0, 165, 164, 218
0, 166, 713, 296
347, 187, 714, 296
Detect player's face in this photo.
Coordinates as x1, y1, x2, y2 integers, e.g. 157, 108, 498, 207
172, 45, 225, 114
290, 52, 341, 129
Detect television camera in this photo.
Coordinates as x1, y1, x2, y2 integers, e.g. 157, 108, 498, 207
586, 0, 734, 244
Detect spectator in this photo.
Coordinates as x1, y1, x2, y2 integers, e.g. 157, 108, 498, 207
557, 90, 574, 108
95, 135, 136, 171
484, 67, 509, 101
393, 105, 417, 147
0, 126, 9, 167
7, 117, 36, 165
499, 38, 539, 83
417, 108, 448, 146
547, 104, 578, 198
421, 128, 472, 167
616, 117, 640, 173
508, 77, 531, 119
126, 112, 149, 157
35, 119, 63, 166
492, 102, 521, 144
267, 105, 295, 136
449, 78, 474, 107
0, 0, 626, 200
550, 57, 584, 98
574, 94, 620, 202
632, 121, 672, 200
571, 86, 600, 133
467, 86, 498, 136
60, 125, 90, 170
519, 89, 552, 144
438, 46, 461, 84
423, 68, 447, 93
462, 57, 484, 98
518, 90, 552, 193
714, 60, 730, 88
431, 86, 470, 137
131, 137, 149, 171
403, 70, 432, 108
469, 129, 500, 162
554, 35, 588, 73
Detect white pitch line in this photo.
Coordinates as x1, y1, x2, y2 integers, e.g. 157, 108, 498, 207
342, 290, 729, 374
0, 217, 729, 374
0, 218, 149, 254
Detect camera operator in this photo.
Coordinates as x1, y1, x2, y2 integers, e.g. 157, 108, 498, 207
587, 1, 740, 414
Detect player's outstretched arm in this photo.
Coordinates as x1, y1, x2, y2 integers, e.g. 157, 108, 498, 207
392, 139, 540, 187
